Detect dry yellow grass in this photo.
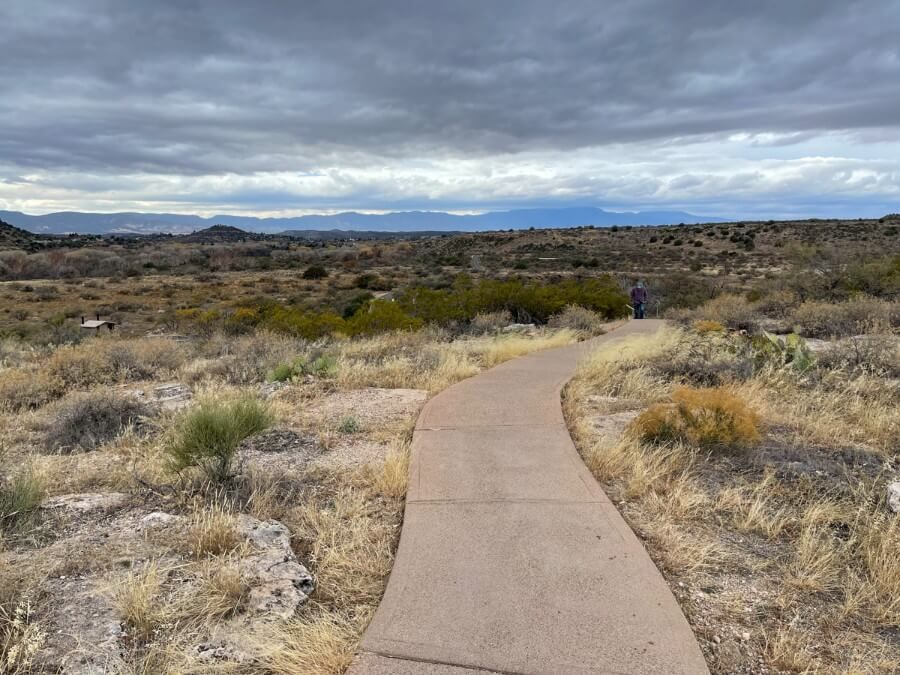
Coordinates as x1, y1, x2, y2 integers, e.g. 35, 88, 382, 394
630, 386, 761, 448
566, 324, 900, 672
334, 328, 578, 392
114, 563, 165, 645
260, 606, 365, 675
184, 502, 240, 559
192, 561, 249, 621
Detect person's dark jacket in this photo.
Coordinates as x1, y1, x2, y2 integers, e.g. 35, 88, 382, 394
630, 286, 648, 304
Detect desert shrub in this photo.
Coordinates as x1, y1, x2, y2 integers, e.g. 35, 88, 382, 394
342, 292, 374, 319
817, 335, 900, 377
191, 332, 303, 385
307, 354, 338, 377
753, 290, 799, 318
177, 308, 221, 335
43, 390, 151, 453
223, 307, 260, 335
107, 338, 188, 379
791, 297, 900, 338
647, 334, 755, 386
267, 353, 337, 382
548, 305, 607, 334
337, 415, 361, 434
301, 264, 328, 280
0, 337, 33, 369
672, 293, 760, 331
267, 363, 295, 383
0, 467, 44, 536
353, 273, 390, 290
260, 307, 346, 340
630, 386, 761, 449
0, 370, 61, 412
842, 255, 900, 297
42, 343, 117, 388
693, 320, 726, 334
39, 338, 187, 391
468, 310, 512, 334
347, 300, 424, 335
167, 395, 273, 482
400, 275, 628, 325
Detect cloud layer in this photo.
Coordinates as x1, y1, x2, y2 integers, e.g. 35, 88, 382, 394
2, 0, 899, 218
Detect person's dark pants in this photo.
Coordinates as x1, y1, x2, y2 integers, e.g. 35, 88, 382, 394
633, 303, 645, 319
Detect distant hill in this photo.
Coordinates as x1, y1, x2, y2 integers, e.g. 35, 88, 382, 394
0, 218, 36, 247
0, 207, 722, 236
180, 224, 271, 243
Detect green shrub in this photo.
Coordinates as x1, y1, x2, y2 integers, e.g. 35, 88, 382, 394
266, 353, 337, 382
266, 363, 295, 383
308, 354, 338, 377
337, 415, 361, 434
301, 265, 328, 280
342, 292, 374, 319
348, 300, 424, 335
223, 307, 260, 335
43, 390, 151, 453
167, 395, 273, 482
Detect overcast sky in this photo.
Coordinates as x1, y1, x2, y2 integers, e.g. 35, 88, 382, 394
2, 0, 899, 219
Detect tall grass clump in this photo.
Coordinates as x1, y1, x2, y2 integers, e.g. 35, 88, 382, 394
630, 385, 761, 449
0, 467, 45, 538
167, 395, 273, 482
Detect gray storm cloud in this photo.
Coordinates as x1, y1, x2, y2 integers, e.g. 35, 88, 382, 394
1, 0, 899, 216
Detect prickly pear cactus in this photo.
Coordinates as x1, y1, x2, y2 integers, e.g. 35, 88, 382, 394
752, 331, 815, 372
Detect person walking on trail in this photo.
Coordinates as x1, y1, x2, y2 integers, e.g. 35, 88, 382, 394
630, 281, 648, 319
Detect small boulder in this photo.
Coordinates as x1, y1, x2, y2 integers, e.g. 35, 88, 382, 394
236, 515, 315, 620
887, 482, 900, 513
153, 383, 193, 410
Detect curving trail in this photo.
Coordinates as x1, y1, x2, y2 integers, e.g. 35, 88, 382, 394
349, 319, 708, 675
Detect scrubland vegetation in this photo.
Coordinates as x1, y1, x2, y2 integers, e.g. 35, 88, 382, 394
1, 216, 898, 673
566, 313, 899, 672
0, 294, 603, 672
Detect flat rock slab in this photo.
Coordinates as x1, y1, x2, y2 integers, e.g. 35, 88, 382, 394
350, 320, 709, 675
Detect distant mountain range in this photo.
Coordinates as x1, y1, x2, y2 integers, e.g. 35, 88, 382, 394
0, 207, 721, 236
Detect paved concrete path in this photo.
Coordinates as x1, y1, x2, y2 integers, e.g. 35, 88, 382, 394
350, 320, 708, 675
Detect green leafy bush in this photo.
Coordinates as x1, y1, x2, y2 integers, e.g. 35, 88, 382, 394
267, 363, 295, 382
167, 395, 273, 482
348, 300, 424, 335
301, 264, 328, 280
